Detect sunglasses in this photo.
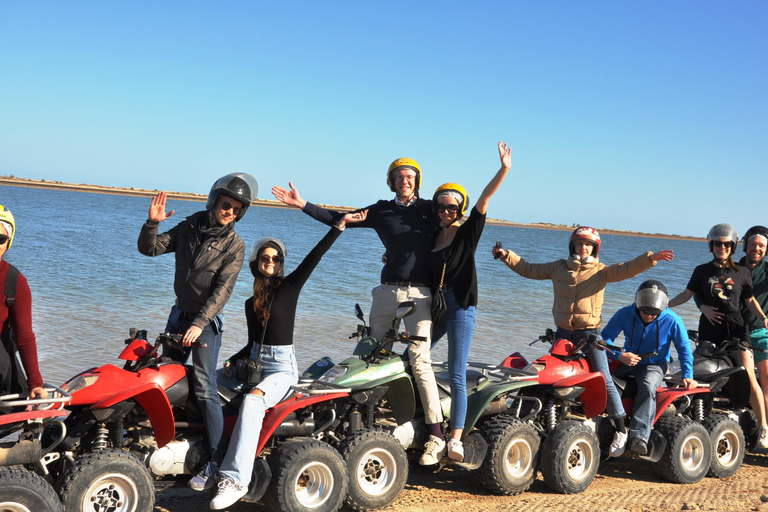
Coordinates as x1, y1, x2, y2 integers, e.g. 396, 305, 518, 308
260, 254, 283, 264
713, 241, 732, 249
436, 204, 459, 213
0, 235, 7, 245
219, 200, 242, 215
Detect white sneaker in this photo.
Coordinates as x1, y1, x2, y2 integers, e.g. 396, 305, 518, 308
419, 435, 447, 465
609, 429, 628, 457
188, 461, 218, 491
210, 476, 248, 510
447, 438, 464, 462
757, 426, 768, 449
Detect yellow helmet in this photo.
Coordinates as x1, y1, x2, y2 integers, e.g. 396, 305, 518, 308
0, 204, 15, 249
432, 183, 470, 217
386, 158, 422, 194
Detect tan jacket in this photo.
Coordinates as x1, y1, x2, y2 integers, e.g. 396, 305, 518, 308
501, 251, 655, 330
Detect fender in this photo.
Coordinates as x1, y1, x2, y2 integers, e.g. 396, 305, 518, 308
653, 387, 710, 425
501, 352, 529, 370
464, 379, 538, 431
552, 372, 607, 419
91, 381, 176, 447
119, 338, 154, 361
67, 363, 187, 407
256, 392, 350, 455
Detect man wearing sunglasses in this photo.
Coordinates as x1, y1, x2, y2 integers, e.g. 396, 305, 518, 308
138, 172, 258, 489
272, 159, 447, 464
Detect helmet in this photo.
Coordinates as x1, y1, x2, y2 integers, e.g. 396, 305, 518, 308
635, 280, 668, 316
742, 225, 768, 254
569, 227, 601, 256
206, 173, 258, 222
249, 237, 287, 277
706, 223, 738, 253
432, 183, 470, 217
386, 158, 421, 194
0, 205, 16, 249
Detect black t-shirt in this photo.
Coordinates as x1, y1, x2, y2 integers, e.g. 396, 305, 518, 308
687, 262, 753, 342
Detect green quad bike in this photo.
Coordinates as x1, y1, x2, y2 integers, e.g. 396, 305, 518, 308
300, 301, 542, 499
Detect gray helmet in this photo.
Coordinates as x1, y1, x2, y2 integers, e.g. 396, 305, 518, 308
743, 225, 768, 254
706, 223, 738, 253
249, 237, 287, 277
635, 280, 668, 316
206, 173, 258, 222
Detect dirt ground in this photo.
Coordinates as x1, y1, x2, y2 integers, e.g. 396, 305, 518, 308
155, 451, 768, 512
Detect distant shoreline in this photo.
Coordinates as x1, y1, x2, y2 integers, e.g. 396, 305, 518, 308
0, 176, 702, 241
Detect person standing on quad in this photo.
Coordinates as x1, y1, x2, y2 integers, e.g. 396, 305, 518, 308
0, 205, 47, 400
428, 141, 511, 462
601, 280, 696, 456
209, 210, 366, 510
137, 173, 257, 489
492, 227, 674, 457
272, 159, 447, 464
739, 226, 768, 433
669, 223, 768, 448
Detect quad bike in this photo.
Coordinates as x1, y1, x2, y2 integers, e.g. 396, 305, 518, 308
303, 302, 542, 498
0, 387, 71, 512
50, 329, 354, 512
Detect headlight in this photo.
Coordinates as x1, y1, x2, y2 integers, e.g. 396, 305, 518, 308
524, 363, 546, 374
318, 366, 348, 383
61, 375, 99, 394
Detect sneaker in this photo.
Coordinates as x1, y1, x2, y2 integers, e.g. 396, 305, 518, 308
188, 461, 218, 491
609, 429, 628, 457
419, 435, 447, 465
447, 439, 464, 462
756, 426, 768, 449
629, 436, 648, 456
210, 476, 248, 510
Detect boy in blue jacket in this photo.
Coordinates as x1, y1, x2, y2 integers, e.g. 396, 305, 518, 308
603, 280, 697, 456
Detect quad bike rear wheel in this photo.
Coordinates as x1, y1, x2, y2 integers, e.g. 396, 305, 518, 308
540, 420, 599, 494
652, 417, 712, 484
701, 414, 744, 478
0, 466, 63, 512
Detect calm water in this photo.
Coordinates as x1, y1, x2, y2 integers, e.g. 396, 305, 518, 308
1, 185, 707, 385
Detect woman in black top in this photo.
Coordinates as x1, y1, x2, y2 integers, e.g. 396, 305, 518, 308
209, 210, 366, 510
669, 223, 768, 449
425, 141, 511, 463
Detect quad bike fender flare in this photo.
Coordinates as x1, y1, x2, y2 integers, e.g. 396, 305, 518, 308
552, 372, 607, 419
91, 382, 175, 447
653, 387, 710, 425
464, 380, 538, 431
257, 391, 350, 455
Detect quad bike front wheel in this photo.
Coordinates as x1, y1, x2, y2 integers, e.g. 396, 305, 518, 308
56, 449, 154, 512
0, 466, 63, 512
476, 415, 540, 496
539, 420, 600, 494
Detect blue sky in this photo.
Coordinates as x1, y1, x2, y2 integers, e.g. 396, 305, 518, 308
1, 1, 766, 237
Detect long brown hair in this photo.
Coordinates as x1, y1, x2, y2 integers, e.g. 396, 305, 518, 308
252, 277, 282, 326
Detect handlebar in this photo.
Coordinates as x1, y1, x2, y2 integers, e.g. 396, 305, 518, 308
157, 332, 207, 349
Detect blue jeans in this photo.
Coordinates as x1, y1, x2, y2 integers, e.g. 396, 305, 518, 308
613, 362, 667, 442
165, 311, 226, 463
555, 327, 626, 420
431, 289, 476, 431
220, 344, 298, 487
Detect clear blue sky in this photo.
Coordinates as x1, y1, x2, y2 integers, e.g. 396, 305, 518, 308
1, 1, 766, 237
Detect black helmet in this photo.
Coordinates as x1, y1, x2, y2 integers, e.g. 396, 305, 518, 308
206, 173, 258, 222
742, 225, 768, 254
635, 280, 668, 316
706, 223, 738, 253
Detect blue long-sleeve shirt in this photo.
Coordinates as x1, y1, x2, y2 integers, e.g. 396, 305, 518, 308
602, 305, 694, 379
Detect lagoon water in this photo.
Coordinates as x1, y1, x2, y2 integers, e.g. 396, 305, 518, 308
1, 184, 708, 386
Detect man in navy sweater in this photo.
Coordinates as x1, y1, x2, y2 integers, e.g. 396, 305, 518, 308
272, 158, 447, 464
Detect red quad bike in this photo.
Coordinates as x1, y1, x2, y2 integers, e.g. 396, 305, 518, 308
0, 387, 71, 512
501, 329, 611, 494
49, 329, 358, 512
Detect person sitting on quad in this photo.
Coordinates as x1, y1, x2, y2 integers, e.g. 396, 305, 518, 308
0, 204, 47, 400
601, 280, 696, 456
492, 227, 674, 457
669, 223, 768, 449
428, 141, 512, 462
137, 173, 257, 489
209, 210, 366, 510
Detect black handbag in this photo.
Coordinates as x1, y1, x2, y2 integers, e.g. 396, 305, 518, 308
431, 262, 448, 325
235, 295, 273, 386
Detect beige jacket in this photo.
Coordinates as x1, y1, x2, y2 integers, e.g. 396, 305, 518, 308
501, 251, 655, 330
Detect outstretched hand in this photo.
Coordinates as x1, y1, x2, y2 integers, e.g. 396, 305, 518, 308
339, 209, 368, 228
498, 141, 512, 169
491, 245, 508, 260
272, 182, 307, 209
148, 191, 175, 223
651, 250, 674, 262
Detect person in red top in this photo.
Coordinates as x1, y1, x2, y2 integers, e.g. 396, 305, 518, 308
0, 204, 46, 399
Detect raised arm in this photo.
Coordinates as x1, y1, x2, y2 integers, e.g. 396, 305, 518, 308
475, 141, 512, 215
271, 182, 307, 209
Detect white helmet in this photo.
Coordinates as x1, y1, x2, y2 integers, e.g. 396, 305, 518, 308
249, 237, 287, 277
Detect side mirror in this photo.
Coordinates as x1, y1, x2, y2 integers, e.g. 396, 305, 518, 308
355, 303, 365, 323
395, 301, 416, 320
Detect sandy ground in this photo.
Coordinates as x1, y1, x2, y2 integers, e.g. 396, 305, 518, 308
155, 452, 768, 512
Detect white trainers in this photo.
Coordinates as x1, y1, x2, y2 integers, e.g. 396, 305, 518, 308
210, 476, 248, 510
188, 461, 218, 491
609, 429, 628, 457
419, 435, 447, 465
447, 438, 464, 462
756, 426, 768, 449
